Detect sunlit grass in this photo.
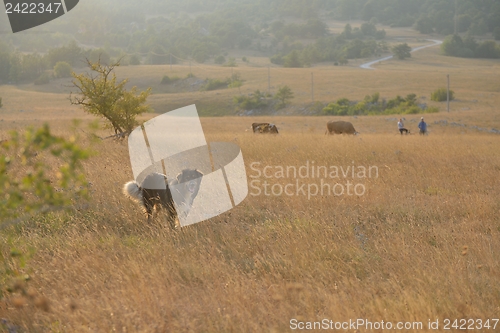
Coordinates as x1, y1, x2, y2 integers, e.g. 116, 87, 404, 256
0, 34, 499, 330
1, 122, 499, 331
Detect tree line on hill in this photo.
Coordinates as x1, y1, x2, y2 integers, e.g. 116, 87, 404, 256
0, 41, 127, 84
441, 34, 500, 58
270, 22, 387, 67
1, 0, 500, 75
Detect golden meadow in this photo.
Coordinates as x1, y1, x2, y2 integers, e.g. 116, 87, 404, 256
0, 34, 499, 332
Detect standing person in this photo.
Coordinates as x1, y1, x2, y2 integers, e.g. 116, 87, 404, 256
418, 117, 427, 135
398, 118, 408, 135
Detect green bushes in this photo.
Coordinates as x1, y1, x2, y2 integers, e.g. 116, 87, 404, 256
234, 90, 269, 110
201, 73, 243, 91
202, 78, 228, 91
323, 93, 435, 116
160, 75, 180, 84
431, 88, 454, 102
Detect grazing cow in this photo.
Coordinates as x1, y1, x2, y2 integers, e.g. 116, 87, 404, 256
325, 121, 358, 135
252, 123, 279, 134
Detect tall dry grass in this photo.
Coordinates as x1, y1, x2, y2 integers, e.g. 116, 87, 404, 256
1, 37, 499, 330
1, 118, 499, 332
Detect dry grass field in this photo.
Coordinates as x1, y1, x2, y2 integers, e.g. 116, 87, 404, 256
1, 32, 500, 332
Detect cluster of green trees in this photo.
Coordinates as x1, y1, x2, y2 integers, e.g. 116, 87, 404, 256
441, 34, 500, 58
269, 19, 328, 40
270, 23, 388, 67
339, 23, 386, 40
0, 41, 121, 84
413, 0, 500, 36
322, 92, 438, 116
134, 0, 499, 36
2, 0, 500, 74
329, 0, 500, 36
0, 51, 46, 83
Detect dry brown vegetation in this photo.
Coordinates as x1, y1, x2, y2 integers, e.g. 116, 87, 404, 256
1, 36, 499, 332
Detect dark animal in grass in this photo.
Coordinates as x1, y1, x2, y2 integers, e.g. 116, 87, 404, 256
123, 169, 203, 228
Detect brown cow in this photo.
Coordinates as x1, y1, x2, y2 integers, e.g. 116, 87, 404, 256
325, 121, 358, 135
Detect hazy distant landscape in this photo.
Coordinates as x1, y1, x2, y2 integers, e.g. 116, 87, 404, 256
1, 0, 499, 332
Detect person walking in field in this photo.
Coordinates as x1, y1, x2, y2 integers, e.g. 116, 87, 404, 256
398, 118, 408, 135
418, 117, 427, 135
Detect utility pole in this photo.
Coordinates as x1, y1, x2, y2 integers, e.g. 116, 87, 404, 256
311, 72, 314, 103
268, 65, 270, 94
170, 54, 172, 71
454, 0, 458, 34
447, 74, 450, 112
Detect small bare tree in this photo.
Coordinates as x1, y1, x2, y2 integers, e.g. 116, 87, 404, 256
70, 58, 151, 138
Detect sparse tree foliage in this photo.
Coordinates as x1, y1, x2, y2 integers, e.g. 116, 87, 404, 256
70, 59, 151, 138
